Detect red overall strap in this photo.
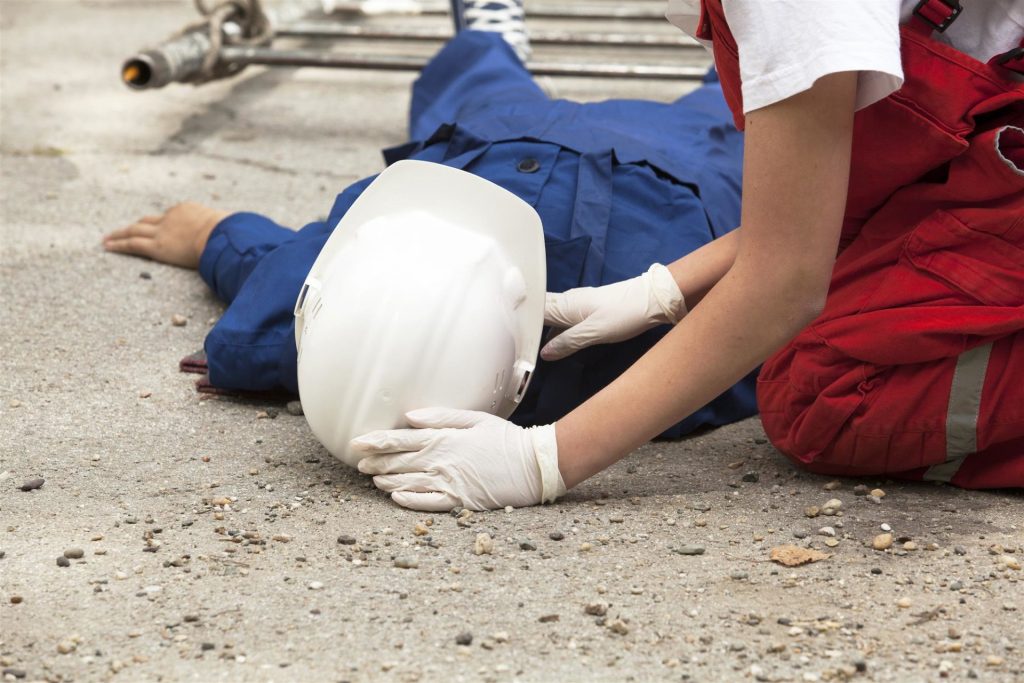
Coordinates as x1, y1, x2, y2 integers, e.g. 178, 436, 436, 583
910, 0, 962, 35
992, 38, 1024, 76
695, 1, 745, 130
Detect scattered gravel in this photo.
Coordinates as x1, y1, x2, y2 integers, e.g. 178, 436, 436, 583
873, 533, 894, 551
672, 545, 706, 556
473, 533, 493, 555
18, 478, 44, 492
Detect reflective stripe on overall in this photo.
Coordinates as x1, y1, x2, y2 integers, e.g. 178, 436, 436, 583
697, 0, 1024, 488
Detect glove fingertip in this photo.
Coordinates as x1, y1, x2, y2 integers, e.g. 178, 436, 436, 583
391, 491, 458, 512
539, 343, 563, 361
404, 407, 446, 427
350, 436, 377, 453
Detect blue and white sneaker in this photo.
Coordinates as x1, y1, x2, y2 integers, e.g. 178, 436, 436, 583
450, 0, 531, 63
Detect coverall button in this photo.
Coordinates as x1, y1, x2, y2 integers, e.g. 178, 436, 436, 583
517, 157, 540, 173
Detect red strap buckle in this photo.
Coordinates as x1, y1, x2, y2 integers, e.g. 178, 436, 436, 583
914, 0, 962, 33
997, 46, 1024, 65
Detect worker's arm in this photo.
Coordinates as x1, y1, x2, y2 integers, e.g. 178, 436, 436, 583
556, 71, 857, 486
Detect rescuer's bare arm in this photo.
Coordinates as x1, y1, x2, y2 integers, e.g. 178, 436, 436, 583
554, 71, 858, 488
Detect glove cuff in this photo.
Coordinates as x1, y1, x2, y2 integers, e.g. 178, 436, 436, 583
647, 263, 688, 324
528, 424, 566, 504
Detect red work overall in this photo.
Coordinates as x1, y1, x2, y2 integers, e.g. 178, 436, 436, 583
697, 1, 1024, 488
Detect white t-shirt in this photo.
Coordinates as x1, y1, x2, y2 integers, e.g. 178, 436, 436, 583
666, 0, 1024, 115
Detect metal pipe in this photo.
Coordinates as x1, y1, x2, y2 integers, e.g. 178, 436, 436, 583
122, 29, 214, 89
219, 45, 707, 79
327, 1, 670, 21
276, 22, 700, 48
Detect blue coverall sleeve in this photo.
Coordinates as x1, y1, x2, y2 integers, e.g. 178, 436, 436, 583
199, 212, 304, 305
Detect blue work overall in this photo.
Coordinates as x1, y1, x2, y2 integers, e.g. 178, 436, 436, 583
197, 31, 756, 437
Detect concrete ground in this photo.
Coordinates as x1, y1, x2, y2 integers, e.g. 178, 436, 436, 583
1, 1, 1021, 682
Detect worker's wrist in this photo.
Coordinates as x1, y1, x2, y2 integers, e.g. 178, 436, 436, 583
647, 263, 687, 324
529, 423, 565, 504
193, 208, 232, 261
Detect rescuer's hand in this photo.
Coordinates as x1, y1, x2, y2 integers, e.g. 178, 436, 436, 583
353, 409, 565, 512
541, 263, 686, 361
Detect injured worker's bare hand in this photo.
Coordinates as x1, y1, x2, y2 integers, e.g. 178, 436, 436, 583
103, 202, 229, 270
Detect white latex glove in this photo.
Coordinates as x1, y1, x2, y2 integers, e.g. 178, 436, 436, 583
352, 408, 566, 512
541, 263, 686, 361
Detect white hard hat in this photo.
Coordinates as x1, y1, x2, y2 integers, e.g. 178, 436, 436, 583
293, 160, 546, 468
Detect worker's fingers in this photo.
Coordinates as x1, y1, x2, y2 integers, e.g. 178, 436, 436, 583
405, 407, 491, 430
356, 451, 430, 476
539, 319, 603, 361
103, 222, 159, 243
544, 289, 597, 328
136, 215, 164, 225
351, 428, 441, 455
391, 490, 462, 512
371, 473, 438, 494
103, 235, 158, 259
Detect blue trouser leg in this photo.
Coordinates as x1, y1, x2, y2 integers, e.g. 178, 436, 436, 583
409, 31, 546, 140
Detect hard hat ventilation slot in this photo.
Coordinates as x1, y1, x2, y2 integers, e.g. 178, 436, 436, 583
513, 369, 531, 402
294, 283, 312, 316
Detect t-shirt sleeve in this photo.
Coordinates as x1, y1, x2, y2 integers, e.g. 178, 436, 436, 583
722, 0, 904, 114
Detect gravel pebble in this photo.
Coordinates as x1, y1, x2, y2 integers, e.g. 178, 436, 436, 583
873, 533, 894, 551
519, 540, 537, 551
337, 535, 356, 545
18, 478, 44, 492
394, 557, 418, 569
63, 548, 84, 559
741, 472, 759, 483
548, 531, 565, 541
56, 556, 70, 567
853, 484, 870, 496
171, 314, 188, 326
584, 602, 608, 616
455, 632, 473, 646
473, 533, 493, 556
673, 545, 706, 556
821, 499, 842, 516
607, 619, 630, 635
285, 400, 303, 416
